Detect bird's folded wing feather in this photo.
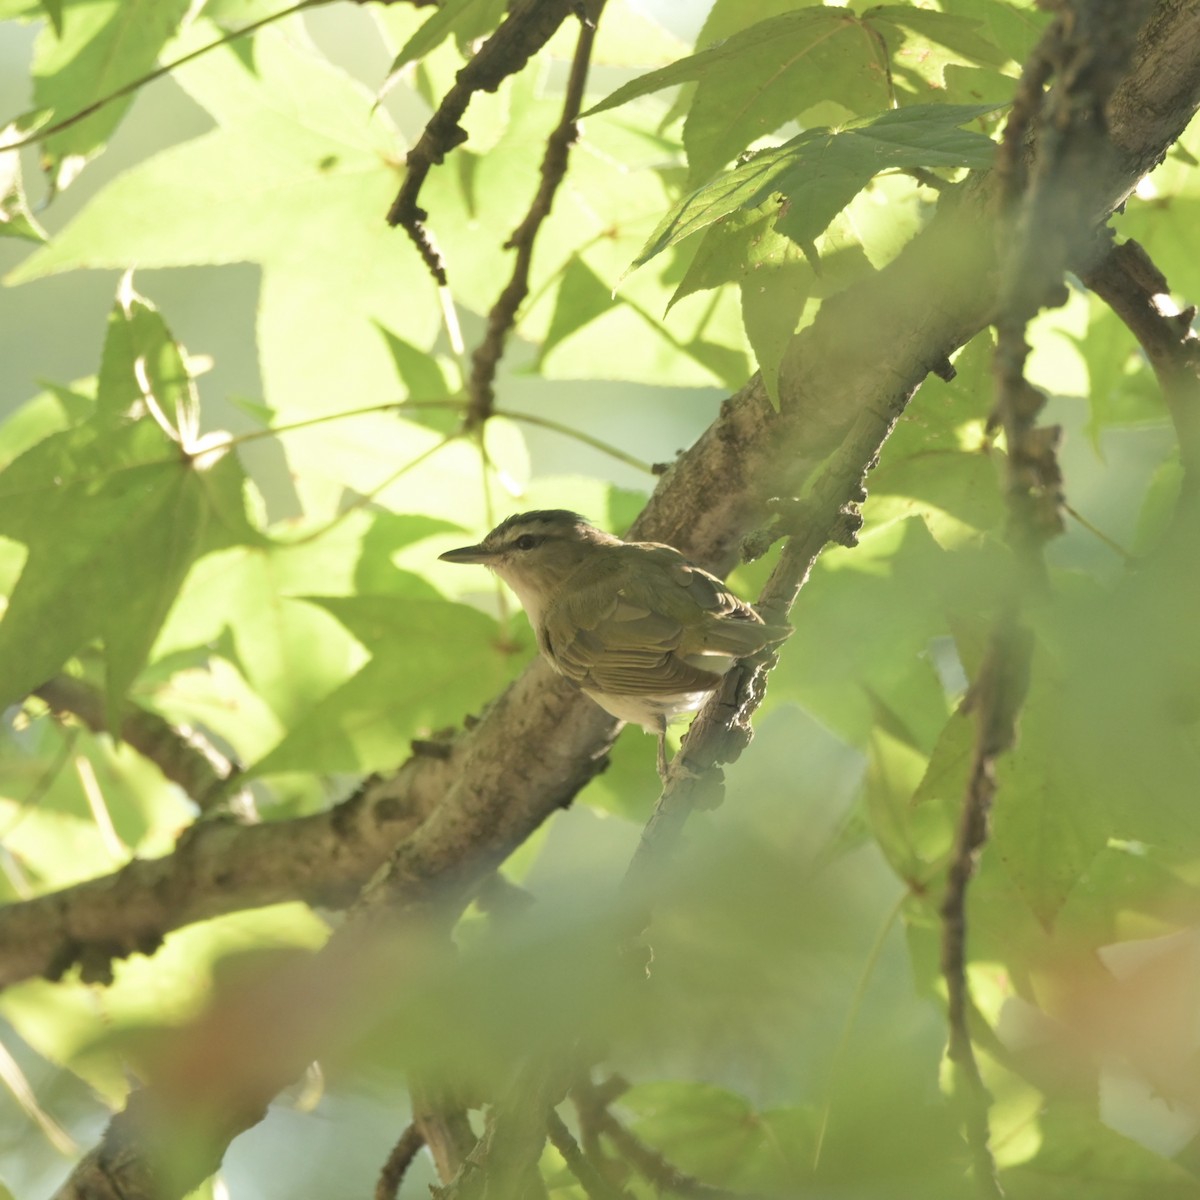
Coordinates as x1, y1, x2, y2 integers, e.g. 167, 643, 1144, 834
543, 545, 788, 697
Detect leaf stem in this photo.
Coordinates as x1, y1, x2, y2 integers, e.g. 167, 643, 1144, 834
498, 408, 656, 475
2, 0, 329, 154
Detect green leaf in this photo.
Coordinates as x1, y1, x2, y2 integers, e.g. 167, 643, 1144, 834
536, 255, 616, 364
0, 420, 212, 716
249, 593, 523, 775
630, 104, 999, 271
739, 253, 809, 410
383, 0, 507, 78
10, 24, 442, 417
0, 138, 48, 242
0, 281, 259, 718
866, 5, 1012, 97
1071, 304, 1163, 443
937, 0, 1053, 66
31, 0, 193, 184
693, 0, 828, 50
991, 667, 1106, 929
0, 381, 94, 467
587, 8, 891, 184
97, 277, 198, 439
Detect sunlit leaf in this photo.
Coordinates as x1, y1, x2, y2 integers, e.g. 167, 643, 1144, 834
630, 104, 999, 271
31, 0, 193, 185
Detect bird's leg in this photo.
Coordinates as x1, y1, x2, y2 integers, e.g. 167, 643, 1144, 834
655, 716, 669, 781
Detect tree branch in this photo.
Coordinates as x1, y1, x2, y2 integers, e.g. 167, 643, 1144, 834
1079, 235, 1200, 490
466, 4, 604, 427
572, 1078, 773, 1200
940, 4, 1157, 1195
33, 675, 249, 815
546, 1109, 632, 1200
376, 1122, 425, 1200
0, 753, 449, 987
386, 0, 580, 284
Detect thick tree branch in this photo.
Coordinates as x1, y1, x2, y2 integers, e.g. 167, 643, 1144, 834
0, 754, 449, 987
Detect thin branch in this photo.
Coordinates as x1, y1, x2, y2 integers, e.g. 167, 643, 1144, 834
623, 407, 884, 903
1, 0, 328, 154
466, 5, 605, 427
498, 407, 656, 475
572, 1079, 775, 1200
547, 1109, 633, 1200
411, 1079, 479, 1186
376, 1123, 425, 1200
940, 5, 1158, 1197
1078, 236, 1200, 492
386, 0, 580, 284
33, 675, 247, 815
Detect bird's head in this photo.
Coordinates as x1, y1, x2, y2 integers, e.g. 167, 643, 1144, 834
439, 510, 620, 618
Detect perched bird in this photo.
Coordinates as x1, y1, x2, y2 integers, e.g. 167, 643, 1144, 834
439, 510, 790, 777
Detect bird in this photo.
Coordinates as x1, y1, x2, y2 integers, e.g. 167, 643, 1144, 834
439, 510, 790, 777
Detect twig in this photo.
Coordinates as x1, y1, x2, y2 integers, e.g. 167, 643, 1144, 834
572, 1079, 774, 1200
1078, 236, 1200, 492
386, 0, 579, 284
1, 0, 327, 154
940, 5, 1157, 1196
546, 1109, 632, 1200
939, 616, 1030, 1200
411, 1082, 478, 1187
498, 408, 656, 475
376, 1122, 425, 1200
624, 406, 887, 901
33, 675, 249, 815
466, 4, 605, 427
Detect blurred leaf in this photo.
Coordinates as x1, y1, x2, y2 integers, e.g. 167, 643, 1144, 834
629, 104, 998, 271
771, 518, 991, 747
1070, 305, 1163, 443
152, 513, 425, 725
1004, 1102, 1200, 1197
991, 663, 1106, 929
31, 0, 193, 185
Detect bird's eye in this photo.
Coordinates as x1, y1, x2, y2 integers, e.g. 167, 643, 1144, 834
514, 534, 538, 551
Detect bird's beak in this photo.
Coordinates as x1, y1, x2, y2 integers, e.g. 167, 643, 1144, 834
439, 543, 494, 565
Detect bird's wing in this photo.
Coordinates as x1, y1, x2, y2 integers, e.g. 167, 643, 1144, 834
542, 544, 786, 697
